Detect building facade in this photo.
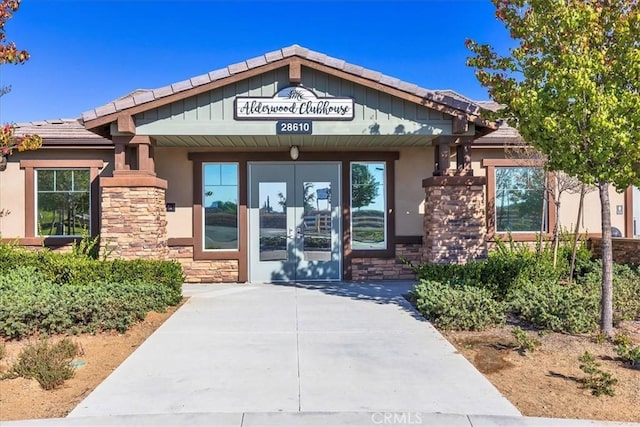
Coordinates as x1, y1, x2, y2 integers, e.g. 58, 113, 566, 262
0, 46, 635, 282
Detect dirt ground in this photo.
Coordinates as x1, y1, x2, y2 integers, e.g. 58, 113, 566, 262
0, 303, 182, 421
443, 321, 640, 423
1, 304, 639, 422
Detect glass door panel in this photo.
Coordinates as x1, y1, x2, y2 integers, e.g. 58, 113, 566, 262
259, 182, 287, 261
301, 181, 332, 261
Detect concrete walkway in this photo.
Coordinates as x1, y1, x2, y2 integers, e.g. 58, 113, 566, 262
4, 282, 638, 426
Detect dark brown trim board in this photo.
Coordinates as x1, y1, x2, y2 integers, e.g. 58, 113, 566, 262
625, 187, 634, 238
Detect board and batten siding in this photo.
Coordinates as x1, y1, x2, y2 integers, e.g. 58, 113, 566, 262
132, 68, 469, 138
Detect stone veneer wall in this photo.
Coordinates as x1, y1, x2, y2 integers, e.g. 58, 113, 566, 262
422, 176, 487, 264
589, 238, 640, 266
101, 185, 168, 259
168, 245, 239, 283
351, 243, 421, 281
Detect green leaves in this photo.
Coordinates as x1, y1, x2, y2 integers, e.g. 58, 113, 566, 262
468, 0, 640, 188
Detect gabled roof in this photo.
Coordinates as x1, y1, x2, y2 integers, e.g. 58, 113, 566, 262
15, 119, 111, 146
82, 44, 496, 133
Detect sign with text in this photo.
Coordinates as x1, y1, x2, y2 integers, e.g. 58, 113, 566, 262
235, 87, 354, 120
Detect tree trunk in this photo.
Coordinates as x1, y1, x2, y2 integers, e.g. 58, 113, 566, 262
552, 195, 561, 268
598, 181, 614, 338
538, 173, 549, 255
569, 184, 586, 282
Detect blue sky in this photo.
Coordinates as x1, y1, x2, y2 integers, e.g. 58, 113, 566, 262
0, 0, 512, 123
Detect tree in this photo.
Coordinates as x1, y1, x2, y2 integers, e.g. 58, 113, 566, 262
467, 0, 640, 337
1, 0, 29, 65
351, 164, 379, 210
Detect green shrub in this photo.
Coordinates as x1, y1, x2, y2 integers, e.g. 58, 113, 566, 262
577, 261, 640, 323
410, 280, 506, 330
0, 266, 179, 339
509, 278, 600, 333
511, 326, 541, 354
579, 351, 618, 397
613, 334, 640, 367
8, 338, 78, 390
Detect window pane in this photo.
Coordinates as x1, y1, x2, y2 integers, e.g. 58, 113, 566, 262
495, 167, 546, 232
37, 169, 90, 236
37, 170, 54, 191
73, 170, 90, 191
259, 182, 287, 261
203, 163, 238, 250
55, 170, 72, 192
302, 181, 331, 261
351, 162, 385, 250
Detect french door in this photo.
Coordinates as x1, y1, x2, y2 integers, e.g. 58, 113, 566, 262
248, 162, 341, 282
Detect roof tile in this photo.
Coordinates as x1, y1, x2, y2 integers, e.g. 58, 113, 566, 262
306, 51, 327, 63
190, 73, 211, 87
171, 79, 193, 93
281, 45, 297, 57
361, 68, 382, 81
246, 55, 267, 69
94, 103, 117, 117
379, 75, 400, 87
82, 111, 97, 121
209, 67, 231, 81
265, 49, 284, 62
323, 56, 345, 70
153, 85, 174, 99
343, 63, 364, 76
133, 91, 155, 105
113, 96, 136, 111
228, 61, 249, 75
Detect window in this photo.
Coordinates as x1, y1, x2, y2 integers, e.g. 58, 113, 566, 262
495, 167, 547, 232
203, 163, 239, 250
36, 169, 91, 236
350, 162, 386, 250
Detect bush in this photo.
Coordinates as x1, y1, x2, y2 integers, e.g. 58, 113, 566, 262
577, 261, 640, 324
0, 243, 184, 304
509, 278, 600, 333
0, 266, 180, 339
613, 334, 640, 367
8, 338, 78, 390
579, 351, 617, 397
410, 280, 506, 330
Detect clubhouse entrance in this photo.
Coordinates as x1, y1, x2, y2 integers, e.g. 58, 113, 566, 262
248, 162, 341, 282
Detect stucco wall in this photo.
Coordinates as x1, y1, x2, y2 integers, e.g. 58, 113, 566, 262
395, 147, 434, 236
155, 147, 193, 238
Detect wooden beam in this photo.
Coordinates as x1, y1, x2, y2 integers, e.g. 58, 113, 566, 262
456, 143, 473, 176
116, 114, 136, 134
289, 59, 301, 85
452, 116, 469, 134
434, 142, 450, 175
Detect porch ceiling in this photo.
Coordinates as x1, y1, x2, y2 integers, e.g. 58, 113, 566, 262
152, 134, 438, 148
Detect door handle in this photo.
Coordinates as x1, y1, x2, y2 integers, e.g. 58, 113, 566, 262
296, 227, 303, 238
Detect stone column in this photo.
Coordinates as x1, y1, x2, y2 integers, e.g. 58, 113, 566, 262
422, 176, 487, 264
100, 174, 168, 259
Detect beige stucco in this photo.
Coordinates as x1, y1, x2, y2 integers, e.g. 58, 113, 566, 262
395, 147, 434, 236
0, 160, 26, 238
155, 147, 194, 239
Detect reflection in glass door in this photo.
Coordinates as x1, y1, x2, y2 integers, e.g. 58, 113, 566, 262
249, 163, 341, 282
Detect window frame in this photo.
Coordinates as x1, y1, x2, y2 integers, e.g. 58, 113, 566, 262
349, 161, 388, 251
19, 160, 103, 245
483, 158, 555, 241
